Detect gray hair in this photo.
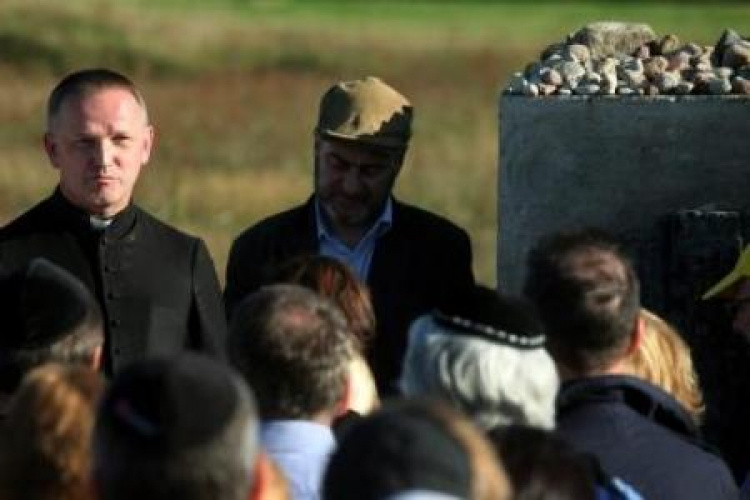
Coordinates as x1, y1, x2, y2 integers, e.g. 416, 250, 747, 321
399, 314, 559, 430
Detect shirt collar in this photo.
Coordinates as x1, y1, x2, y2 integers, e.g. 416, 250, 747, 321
51, 187, 137, 240
315, 196, 393, 243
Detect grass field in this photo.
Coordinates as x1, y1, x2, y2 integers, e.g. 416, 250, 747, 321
1, 1, 749, 286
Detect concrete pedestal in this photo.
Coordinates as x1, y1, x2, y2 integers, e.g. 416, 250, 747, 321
497, 94, 750, 295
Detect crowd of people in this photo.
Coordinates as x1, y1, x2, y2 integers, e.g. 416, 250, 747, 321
0, 67, 747, 499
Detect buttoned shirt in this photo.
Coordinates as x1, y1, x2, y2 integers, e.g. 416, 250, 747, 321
315, 197, 392, 281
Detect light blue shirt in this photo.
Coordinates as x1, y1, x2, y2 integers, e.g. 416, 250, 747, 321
261, 420, 336, 500
315, 197, 393, 282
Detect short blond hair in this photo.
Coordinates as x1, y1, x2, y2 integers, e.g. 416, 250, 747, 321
626, 309, 704, 423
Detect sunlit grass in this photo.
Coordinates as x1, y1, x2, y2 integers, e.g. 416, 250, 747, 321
1, 0, 749, 285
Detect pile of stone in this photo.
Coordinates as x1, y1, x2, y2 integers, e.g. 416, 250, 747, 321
505, 22, 750, 96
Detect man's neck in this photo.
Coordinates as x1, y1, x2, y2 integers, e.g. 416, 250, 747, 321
332, 225, 367, 249
558, 358, 630, 382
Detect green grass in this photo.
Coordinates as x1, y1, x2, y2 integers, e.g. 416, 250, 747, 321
1, 0, 749, 286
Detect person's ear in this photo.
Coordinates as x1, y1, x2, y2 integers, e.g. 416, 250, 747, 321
141, 125, 155, 166
248, 452, 273, 500
337, 374, 353, 416
43, 133, 59, 168
91, 345, 104, 371
627, 314, 645, 356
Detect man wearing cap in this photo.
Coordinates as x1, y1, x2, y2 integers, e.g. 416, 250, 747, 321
0, 258, 104, 416
92, 354, 271, 500
225, 76, 474, 394
399, 285, 559, 432
0, 68, 227, 375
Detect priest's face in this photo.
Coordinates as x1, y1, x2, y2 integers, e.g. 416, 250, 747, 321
44, 86, 154, 218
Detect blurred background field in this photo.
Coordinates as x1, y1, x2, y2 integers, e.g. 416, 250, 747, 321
1, 0, 748, 286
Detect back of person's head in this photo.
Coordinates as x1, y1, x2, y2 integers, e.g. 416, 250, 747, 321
92, 354, 259, 500
487, 425, 597, 500
323, 398, 512, 500
625, 309, 704, 423
0, 258, 103, 394
400, 285, 558, 430
279, 254, 376, 350
279, 255, 380, 415
0, 363, 104, 500
47, 68, 147, 129
523, 229, 640, 375
229, 284, 355, 420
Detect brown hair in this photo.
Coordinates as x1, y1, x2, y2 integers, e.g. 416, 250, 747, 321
0, 364, 104, 500
524, 229, 640, 374
626, 309, 705, 423
47, 68, 148, 130
281, 255, 376, 351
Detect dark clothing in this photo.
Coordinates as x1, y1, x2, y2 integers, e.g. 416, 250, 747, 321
556, 375, 738, 500
225, 197, 474, 394
0, 190, 227, 374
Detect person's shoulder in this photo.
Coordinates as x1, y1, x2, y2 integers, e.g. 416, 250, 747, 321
134, 206, 202, 247
393, 200, 469, 239
232, 202, 311, 245
0, 196, 54, 237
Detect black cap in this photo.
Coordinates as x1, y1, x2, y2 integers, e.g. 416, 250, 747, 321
98, 354, 242, 452
0, 258, 98, 351
325, 405, 471, 499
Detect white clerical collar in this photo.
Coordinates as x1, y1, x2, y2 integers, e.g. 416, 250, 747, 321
89, 215, 113, 231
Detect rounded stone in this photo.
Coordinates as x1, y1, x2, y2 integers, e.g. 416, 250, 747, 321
565, 44, 591, 64
707, 78, 732, 95
505, 73, 527, 95
654, 72, 681, 93
657, 34, 681, 55
574, 83, 601, 95
722, 41, 750, 69
714, 66, 734, 79
541, 67, 563, 86
560, 61, 586, 85
643, 56, 669, 79
674, 81, 695, 95
732, 77, 750, 94
668, 52, 690, 72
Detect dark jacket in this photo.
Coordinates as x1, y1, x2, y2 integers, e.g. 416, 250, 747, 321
556, 375, 738, 500
0, 190, 227, 374
224, 197, 474, 394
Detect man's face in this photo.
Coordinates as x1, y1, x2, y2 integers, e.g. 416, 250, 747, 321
314, 138, 402, 237
44, 87, 154, 218
728, 279, 750, 343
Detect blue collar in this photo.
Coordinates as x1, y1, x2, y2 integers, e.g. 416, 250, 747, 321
314, 196, 393, 245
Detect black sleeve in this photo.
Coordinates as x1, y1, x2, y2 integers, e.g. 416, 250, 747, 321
190, 238, 228, 361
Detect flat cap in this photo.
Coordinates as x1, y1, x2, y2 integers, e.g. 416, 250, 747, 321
316, 76, 412, 149
98, 354, 250, 452
324, 404, 471, 499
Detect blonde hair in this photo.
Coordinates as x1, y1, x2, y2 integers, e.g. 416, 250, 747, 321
627, 309, 704, 423
0, 363, 104, 500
